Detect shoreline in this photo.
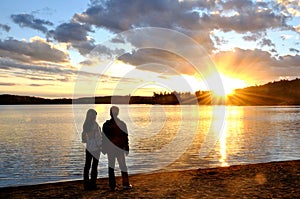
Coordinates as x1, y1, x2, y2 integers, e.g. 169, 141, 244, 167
1, 160, 299, 198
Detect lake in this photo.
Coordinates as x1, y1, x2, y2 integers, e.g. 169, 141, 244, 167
0, 104, 299, 188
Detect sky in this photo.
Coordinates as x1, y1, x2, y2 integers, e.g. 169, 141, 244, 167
0, 0, 299, 98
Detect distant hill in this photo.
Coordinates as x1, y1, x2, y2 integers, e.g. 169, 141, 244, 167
0, 94, 72, 105
227, 78, 300, 105
0, 94, 153, 105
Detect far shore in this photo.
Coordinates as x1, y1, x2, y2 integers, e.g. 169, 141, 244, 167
2, 77, 300, 106
1, 160, 299, 198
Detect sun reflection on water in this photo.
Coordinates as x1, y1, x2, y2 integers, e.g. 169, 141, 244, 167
219, 122, 229, 167
217, 106, 246, 167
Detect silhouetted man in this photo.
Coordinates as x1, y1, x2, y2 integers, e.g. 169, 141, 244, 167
102, 106, 132, 190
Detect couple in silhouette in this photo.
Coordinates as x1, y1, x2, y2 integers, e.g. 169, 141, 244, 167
82, 106, 132, 191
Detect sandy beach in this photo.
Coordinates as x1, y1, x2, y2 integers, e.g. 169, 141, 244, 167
1, 160, 299, 198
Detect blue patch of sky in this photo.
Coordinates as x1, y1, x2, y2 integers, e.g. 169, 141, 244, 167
212, 27, 299, 57
212, 30, 257, 52
0, 0, 88, 40
286, 16, 300, 29
266, 29, 300, 56
69, 50, 85, 66
90, 27, 115, 45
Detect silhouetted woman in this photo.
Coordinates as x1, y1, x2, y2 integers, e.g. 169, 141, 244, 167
82, 109, 102, 190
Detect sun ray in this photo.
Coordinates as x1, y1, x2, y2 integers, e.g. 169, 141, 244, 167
207, 73, 247, 98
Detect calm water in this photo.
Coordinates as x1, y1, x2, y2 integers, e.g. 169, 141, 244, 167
0, 104, 299, 188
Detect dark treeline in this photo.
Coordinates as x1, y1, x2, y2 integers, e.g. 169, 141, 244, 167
1, 78, 300, 105
0, 93, 194, 105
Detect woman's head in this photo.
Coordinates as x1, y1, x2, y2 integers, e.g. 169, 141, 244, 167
86, 109, 97, 121
83, 109, 97, 132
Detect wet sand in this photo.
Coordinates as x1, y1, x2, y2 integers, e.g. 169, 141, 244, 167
1, 160, 299, 198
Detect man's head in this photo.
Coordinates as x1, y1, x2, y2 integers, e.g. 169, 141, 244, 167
110, 106, 119, 118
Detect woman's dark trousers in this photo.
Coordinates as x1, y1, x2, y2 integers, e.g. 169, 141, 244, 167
84, 150, 99, 190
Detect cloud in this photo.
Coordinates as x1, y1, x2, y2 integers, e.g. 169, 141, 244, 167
0, 23, 10, 32
258, 38, 275, 48
0, 58, 77, 87
69, 0, 295, 56
211, 34, 228, 46
73, 0, 178, 32
290, 48, 300, 53
277, 54, 300, 68
47, 22, 98, 55
11, 14, 53, 33
71, 41, 96, 55
72, 0, 217, 51
0, 58, 73, 75
0, 37, 69, 63
75, 0, 289, 33
210, 11, 285, 33
0, 56, 127, 84
0, 82, 17, 86
212, 48, 300, 82
111, 36, 126, 44
50, 22, 92, 43
280, 34, 293, 40
29, 84, 43, 87
243, 32, 266, 41
277, 0, 300, 17
118, 48, 198, 76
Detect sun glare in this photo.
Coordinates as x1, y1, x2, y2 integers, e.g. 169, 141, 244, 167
211, 74, 247, 97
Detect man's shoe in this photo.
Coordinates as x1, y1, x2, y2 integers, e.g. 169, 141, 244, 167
89, 185, 99, 191
110, 186, 116, 191
123, 184, 132, 190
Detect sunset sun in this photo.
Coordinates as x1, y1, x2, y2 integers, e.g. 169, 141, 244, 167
211, 74, 247, 97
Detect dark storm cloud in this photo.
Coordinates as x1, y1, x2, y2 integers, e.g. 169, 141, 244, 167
0, 38, 69, 63
11, 14, 53, 33
0, 23, 11, 32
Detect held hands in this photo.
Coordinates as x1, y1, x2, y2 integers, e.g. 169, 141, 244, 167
81, 131, 87, 143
